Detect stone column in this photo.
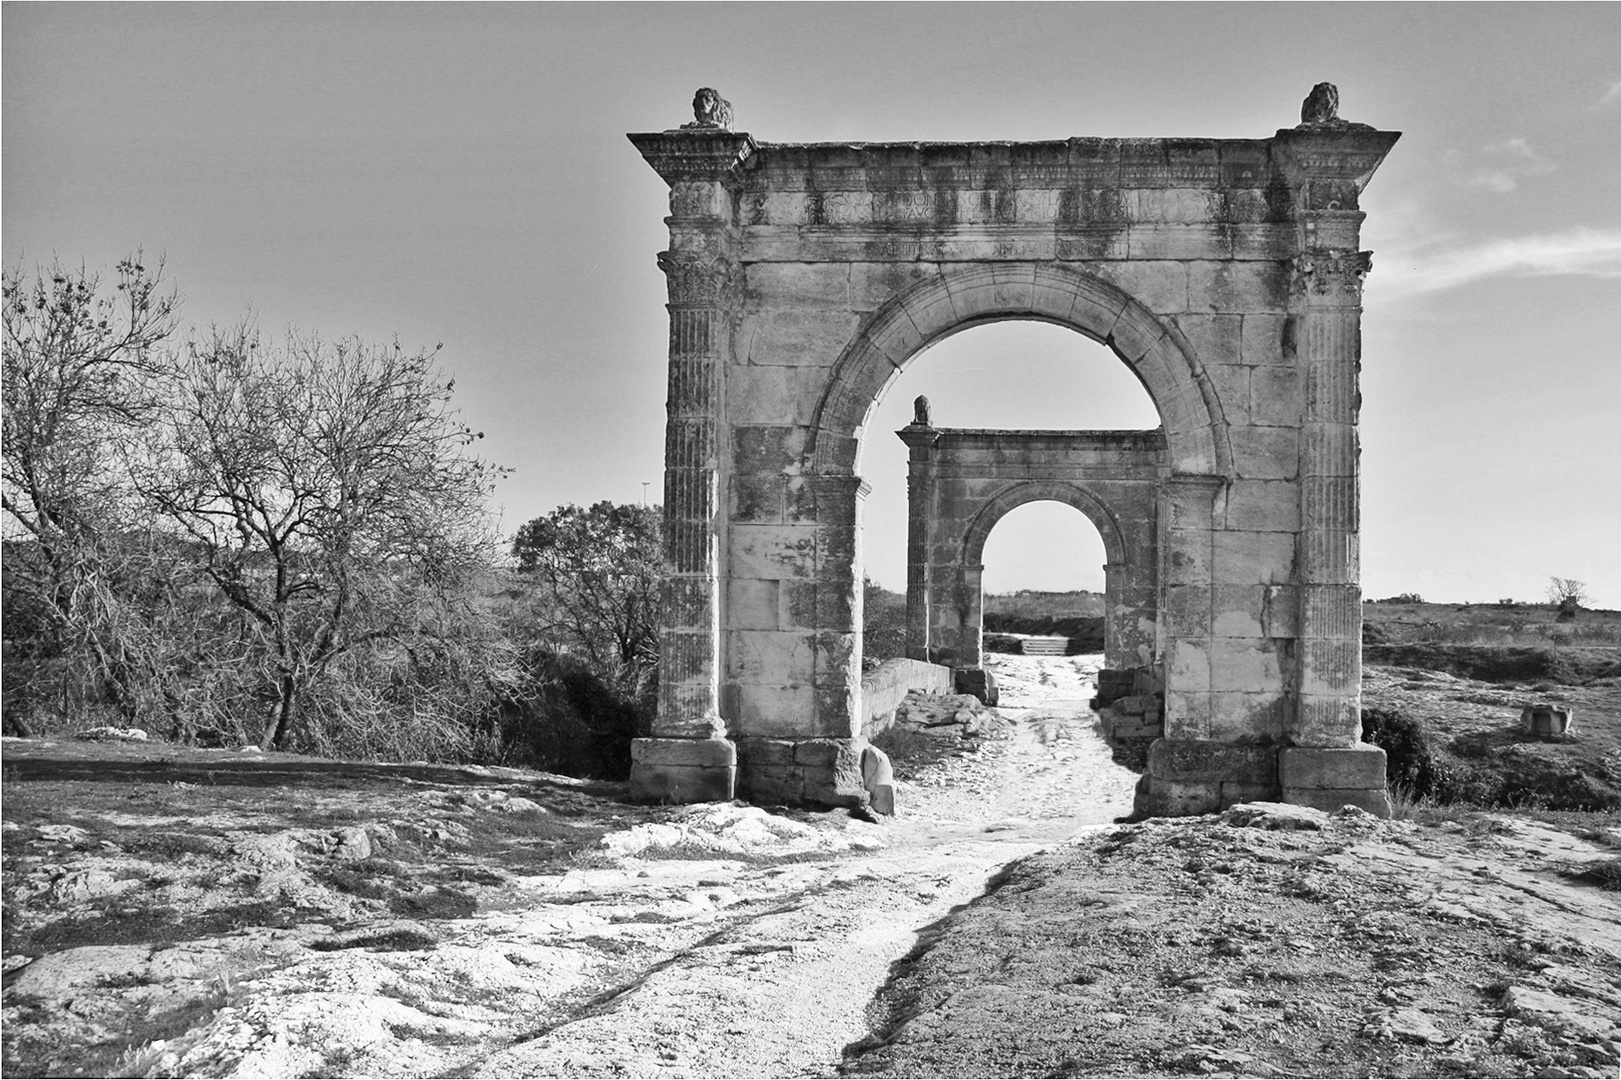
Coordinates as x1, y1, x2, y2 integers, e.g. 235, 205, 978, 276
1272, 91, 1401, 815
956, 564, 985, 669
628, 117, 756, 802
1291, 247, 1370, 746
897, 420, 940, 661
1102, 562, 1125, 669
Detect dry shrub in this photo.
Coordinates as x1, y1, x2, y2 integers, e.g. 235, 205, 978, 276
863, 578, 907, 668
493, 645, 653, 780
1361, 706, 1456, 803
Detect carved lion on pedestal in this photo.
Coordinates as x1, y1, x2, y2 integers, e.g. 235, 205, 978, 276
683, 87, 733, 132
1300, 82, 1340, 125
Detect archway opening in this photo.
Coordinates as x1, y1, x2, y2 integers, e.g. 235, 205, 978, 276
858, 320, 1160, 669
981, 499, 1109, 631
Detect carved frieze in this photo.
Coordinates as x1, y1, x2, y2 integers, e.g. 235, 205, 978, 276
1290, 250, 1373, 298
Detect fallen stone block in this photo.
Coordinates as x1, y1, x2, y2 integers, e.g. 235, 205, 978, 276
1115, 694, 1150, 716
860, 745, 895, 816
953, 667, 999, 706
1220, 801, 1328, 831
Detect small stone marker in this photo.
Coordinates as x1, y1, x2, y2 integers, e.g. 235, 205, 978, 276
860, 745, 895, 816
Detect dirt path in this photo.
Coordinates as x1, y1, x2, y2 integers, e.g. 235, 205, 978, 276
3, 654, 1137, 1078
472, 654, 1137, 1078
13, 655, 1613, 1078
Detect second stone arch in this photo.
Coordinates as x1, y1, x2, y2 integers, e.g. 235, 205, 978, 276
897, 405, 1163, 683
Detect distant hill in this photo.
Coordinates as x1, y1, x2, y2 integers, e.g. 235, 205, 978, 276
984, 590, 1106, 620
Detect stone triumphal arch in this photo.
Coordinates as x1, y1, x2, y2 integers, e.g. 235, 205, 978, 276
628, 84, 1399, 817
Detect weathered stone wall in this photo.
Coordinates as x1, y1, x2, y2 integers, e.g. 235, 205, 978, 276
860, 658, 954, 740
629, 87, 1398, 817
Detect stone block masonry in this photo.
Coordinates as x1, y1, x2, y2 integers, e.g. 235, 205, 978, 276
627, 84, 1398, 817
861, 658, 953, 739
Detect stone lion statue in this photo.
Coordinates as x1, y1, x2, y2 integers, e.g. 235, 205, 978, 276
683, 87, 733, 132
1300, 82, 1340, 125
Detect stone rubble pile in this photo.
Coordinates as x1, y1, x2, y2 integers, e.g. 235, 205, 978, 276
1097, 691, 1165, 739
891, 691, 1011, 741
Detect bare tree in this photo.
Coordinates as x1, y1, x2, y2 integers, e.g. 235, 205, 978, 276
2, 256, 181, 722
139, 323, 504, 749
1546, 577, 1589, 620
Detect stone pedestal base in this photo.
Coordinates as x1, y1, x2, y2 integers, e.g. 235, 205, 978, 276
1133, 739, 1281, 817
628, 738, 736, 804
736, 737, 866, 808
1279, 745, 1391, 817
1131, 740, 1391, 819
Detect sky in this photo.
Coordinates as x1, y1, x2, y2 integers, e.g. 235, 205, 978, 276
5, 3, 1618, 605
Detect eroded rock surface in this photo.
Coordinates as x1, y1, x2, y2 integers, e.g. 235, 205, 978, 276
4, 653, 1619, 1078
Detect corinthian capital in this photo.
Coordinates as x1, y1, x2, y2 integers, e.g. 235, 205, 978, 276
1291, 250, 1374, 298
657, 251, 740, 307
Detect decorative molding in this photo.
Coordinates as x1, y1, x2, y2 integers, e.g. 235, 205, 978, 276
656, 251, 741, 307
628, 131, 757, 186
1290, 250, 1373, 297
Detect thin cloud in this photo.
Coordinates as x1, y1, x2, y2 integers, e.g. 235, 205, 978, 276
1463, 138, 1556, 193
1373, 228, 1621, 297
1467, 172, 1518, 194
1600, 80, 1621, 106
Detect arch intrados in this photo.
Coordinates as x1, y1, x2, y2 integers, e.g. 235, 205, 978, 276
903, 313, 1112, 362
962, 481, 1127, 571
810, 263, 1231, 478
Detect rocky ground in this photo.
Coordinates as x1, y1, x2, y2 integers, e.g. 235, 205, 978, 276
1361, 662, 1621, 811
4, 654, 1619, 1078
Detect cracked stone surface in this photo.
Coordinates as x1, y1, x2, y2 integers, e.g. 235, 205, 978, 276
5, 653, 1620, 1078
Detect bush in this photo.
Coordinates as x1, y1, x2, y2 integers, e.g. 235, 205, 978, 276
494, 646, 652, 780
982, 613, 1105, 651
1361, 706, 1455, 802
863, 578, 907, 668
